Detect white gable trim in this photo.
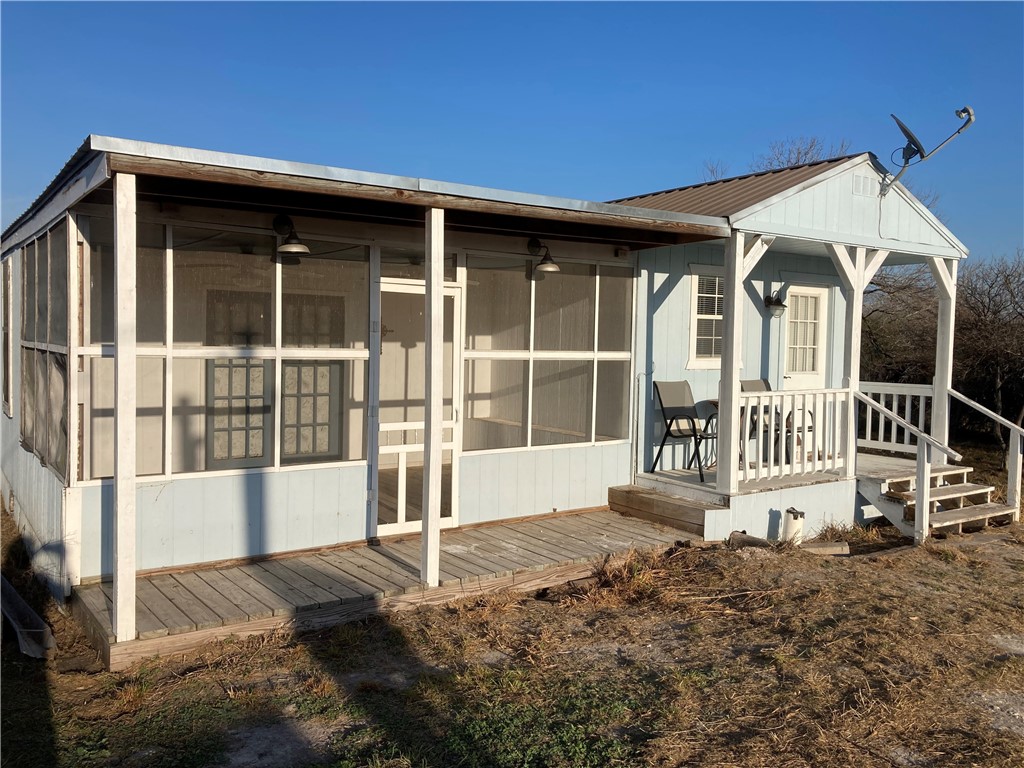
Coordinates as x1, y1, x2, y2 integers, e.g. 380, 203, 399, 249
730, 156, 967, 259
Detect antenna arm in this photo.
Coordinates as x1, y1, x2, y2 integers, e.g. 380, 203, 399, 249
880, 164, 911, 197
920, 107, 976, 160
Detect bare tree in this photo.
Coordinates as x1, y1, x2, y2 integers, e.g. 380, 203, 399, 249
750, 137, 853, 171
699, 159, 730, 183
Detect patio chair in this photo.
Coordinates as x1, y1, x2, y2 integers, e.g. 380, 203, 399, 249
739, 379, 815, 464
650, 380, 717, 482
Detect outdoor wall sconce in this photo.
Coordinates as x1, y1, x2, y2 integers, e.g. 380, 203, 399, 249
272, 214, 310, 264
764, 290, 787, 318
528, 237, 560, 274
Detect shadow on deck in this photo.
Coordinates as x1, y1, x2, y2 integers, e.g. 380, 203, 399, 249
72, 509, 690, 671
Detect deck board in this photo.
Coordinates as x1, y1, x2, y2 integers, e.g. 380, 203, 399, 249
73, 510, 688, 671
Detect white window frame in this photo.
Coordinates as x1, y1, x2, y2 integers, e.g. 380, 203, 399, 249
462, 255, 634, 453
687, 265, 725, 370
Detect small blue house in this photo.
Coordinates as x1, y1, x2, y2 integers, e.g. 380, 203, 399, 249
1, 137, 1019, 657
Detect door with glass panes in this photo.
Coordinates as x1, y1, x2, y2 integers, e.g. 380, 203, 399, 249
374, 284, 460, 536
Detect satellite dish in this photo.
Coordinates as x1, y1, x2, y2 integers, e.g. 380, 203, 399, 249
880, 106, 975, 195
891, 114, 926, 163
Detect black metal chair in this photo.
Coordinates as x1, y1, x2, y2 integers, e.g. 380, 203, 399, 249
650, 380, 717, 482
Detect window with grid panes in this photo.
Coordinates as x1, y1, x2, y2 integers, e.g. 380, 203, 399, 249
786, 294, 819, 372
206, 357, 273, 469
281, 361, 342, 462
694, 274, 725, 358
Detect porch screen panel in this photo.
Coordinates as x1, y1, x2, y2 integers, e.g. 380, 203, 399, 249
35, 235, 48, 346
33, 351, 48, 461
20, 347, 34, 450
2, 259, 10, 411
534, 262, 596, 351
380, 246, 457, 282
23, 241, 36, 342
81, 356, 165, 479
46, 354, 68, 479
466, 257, 530, 351
463, 359, 528, 450
281, 359, 367, 463
281, 241, 368, 348
595, 361, 630, 441
598, 266, 633, 352
173, 228, 275, 347
531, 360, 593, 446
48, 221, 68, 347
84, 217, 166, 345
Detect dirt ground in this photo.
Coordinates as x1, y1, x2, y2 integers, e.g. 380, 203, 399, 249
3, 509, 1023, 768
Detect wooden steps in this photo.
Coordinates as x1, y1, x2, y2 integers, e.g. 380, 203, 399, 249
608, 485, 722, 537
886, 482, 995, 507
928, 502, 1016, 531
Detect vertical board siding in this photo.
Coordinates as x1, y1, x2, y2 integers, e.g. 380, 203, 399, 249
458, 442, 630, 525
78, 464, 369, 579
745, 168, 951, 251
636, 242, 847, 473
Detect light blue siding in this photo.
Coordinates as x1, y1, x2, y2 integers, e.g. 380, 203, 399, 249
458, 442, 630, 525
704, 479, 858, 541
79, 464, 369, 579
740, 162, 961, 257
635, 242, 849, 473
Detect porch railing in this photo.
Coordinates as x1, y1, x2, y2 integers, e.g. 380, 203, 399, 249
737, 388, 849, 483
949, 389, 1023, 523
853, 391, 962, 544
858, 382, 933, 454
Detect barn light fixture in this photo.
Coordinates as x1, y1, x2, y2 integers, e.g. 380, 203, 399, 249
528, 237, 560, 274
272, 214, 309, 264
764, 290, 787, 319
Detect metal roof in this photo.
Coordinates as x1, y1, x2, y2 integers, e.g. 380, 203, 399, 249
2, 135, 731, 247
609, 154, 868, 218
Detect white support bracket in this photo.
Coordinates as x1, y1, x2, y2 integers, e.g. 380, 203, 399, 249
740, 234, 774, 281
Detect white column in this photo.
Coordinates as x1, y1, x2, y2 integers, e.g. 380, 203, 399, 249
843, 247, 866, 478
113, 173, 137, 642
420, 208, 444, 587
716, 232, 744, 495
931, 258, 957, 463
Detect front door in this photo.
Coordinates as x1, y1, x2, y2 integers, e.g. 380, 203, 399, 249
373, 285, 460, 537
783, 286, 829, 391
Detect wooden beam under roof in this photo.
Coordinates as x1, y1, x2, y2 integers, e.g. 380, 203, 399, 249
105, 153, 731, 240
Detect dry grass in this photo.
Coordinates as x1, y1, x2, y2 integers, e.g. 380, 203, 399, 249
3, 511, 1024, 767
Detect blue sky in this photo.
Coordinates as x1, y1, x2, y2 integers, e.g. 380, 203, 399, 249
2, 2, 1021, 258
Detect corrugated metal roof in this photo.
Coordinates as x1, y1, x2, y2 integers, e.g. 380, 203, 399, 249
609, 154, 868, 218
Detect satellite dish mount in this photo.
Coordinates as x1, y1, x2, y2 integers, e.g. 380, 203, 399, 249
880, 106, 975, 196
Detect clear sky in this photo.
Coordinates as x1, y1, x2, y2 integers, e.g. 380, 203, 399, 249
2, 1, 1021, 258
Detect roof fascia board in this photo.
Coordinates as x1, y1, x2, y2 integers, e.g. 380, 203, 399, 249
92, 135, 730, 235
1, 151, 109, 255
732, 221, 964, 261
728, 154, 872, 223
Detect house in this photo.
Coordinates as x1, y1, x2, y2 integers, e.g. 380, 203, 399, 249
2, 137, 1020, 665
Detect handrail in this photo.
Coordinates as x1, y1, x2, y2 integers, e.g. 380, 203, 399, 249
853, 391, 962, 461
949, 389, 1024, 438
860, 381, 934, 395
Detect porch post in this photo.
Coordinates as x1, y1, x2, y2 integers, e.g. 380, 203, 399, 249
113, 173, 137, 642
421, 208, 444, 587
716, 231, 744, 495
930, 257, 958, 463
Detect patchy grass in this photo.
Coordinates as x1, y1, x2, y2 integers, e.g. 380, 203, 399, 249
3, 510, 1024, 767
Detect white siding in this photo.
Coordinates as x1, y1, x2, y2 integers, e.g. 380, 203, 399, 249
704, 478, 857, 541
78, 464, 369, 579
459, 442, 630, 525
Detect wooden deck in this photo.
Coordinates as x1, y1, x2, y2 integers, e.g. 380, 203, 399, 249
73, 509, 688, 671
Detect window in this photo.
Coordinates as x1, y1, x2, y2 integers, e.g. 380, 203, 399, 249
207, 358, 273, 469
463, 256, 633, 451
688, 269, 725, 368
